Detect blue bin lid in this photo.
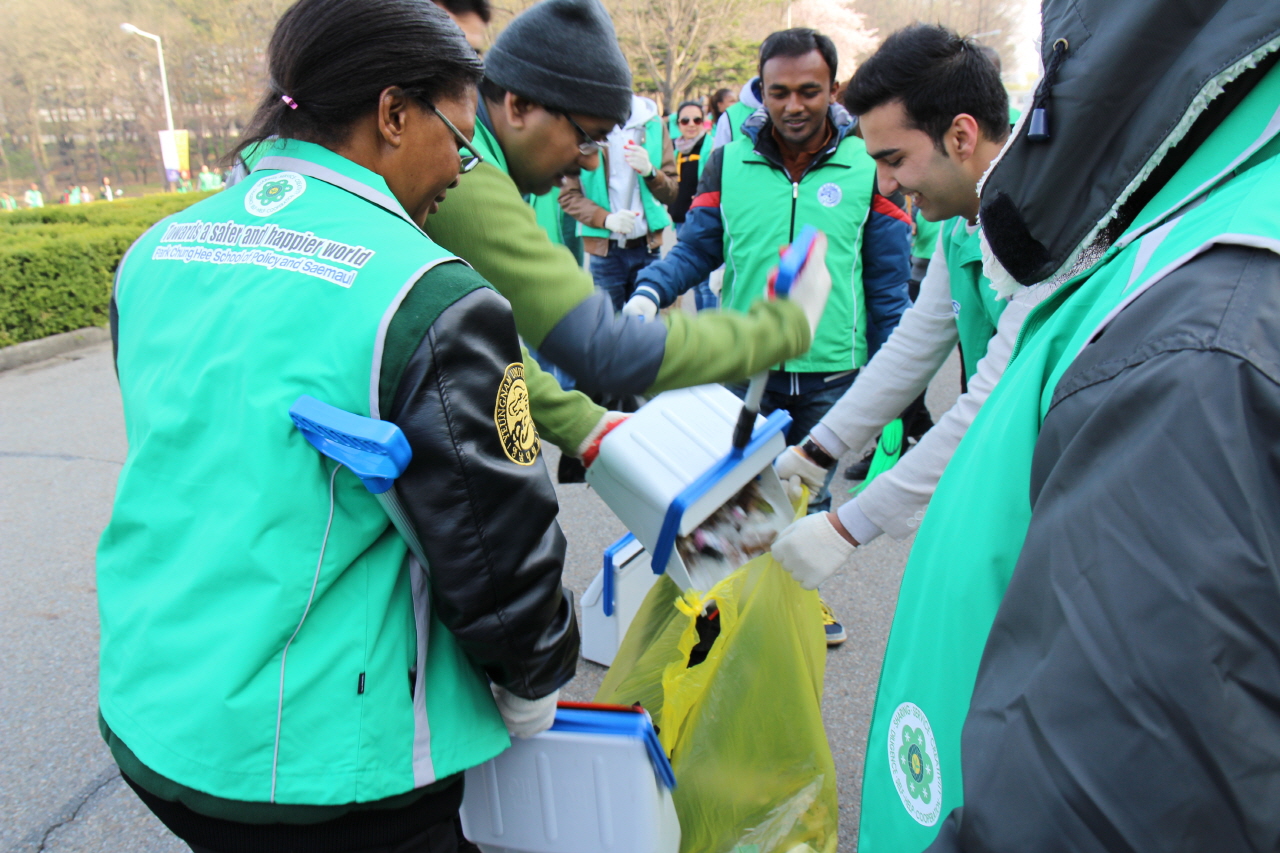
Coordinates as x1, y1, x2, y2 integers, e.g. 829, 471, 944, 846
551, 703, 676, 790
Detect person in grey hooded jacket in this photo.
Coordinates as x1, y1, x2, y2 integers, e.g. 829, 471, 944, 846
925, 1, 1280, 850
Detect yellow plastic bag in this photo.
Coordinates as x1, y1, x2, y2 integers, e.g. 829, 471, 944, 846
596, 512, 836, 853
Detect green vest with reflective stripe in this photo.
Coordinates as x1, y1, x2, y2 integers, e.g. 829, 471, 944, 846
857, 58, 1280, 853
941, 216, 1006, 380
98, 138, 508, 807
719, 131, 876, 372
578, 114, 672, 237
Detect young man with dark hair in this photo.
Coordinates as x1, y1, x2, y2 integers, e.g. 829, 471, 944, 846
771, 23, 1052, 635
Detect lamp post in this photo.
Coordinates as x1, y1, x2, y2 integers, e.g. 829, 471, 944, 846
121, 23, 176, 190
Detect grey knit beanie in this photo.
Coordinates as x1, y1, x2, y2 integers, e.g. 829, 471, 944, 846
484, 0, 632, 126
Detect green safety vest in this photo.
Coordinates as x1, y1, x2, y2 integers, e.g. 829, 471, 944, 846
98, 138, 508, 807
719, 131, 876, 372
941, 216, 1006, 380
578, 114, 672, 238
856, 59, 1280, 852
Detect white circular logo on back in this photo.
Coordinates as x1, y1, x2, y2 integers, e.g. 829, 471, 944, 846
887, 701, 943, 826
244, 172, 307, 217
817, 182, 842, 207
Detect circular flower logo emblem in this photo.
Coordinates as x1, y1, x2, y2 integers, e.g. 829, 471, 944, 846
898, 725, 935, 802
245, 171, 307, 216
888, 701, 943, 826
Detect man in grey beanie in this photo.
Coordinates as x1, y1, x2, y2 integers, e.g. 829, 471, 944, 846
425, 0, 821, 464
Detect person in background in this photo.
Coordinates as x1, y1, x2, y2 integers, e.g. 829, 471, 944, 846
80, 184, 94, 204
24, 183, 43, 208
177, 170, 193, 193
99, 177, 116, 201
558, 93, 678, 311
65, 184, 81, 204
97, 0, 577, 851
669, 99, 716, 309
196, 164, 223, 192
434, 0, 490, 51
711, 76, 762, 148
0, 191, 16, 211
708, 87, 738, 130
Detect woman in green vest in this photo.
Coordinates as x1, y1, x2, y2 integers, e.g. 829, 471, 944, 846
97, 1, 578, 850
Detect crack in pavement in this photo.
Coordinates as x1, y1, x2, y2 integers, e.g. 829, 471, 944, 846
0, 452, 122, 466
10, 766, 122, 853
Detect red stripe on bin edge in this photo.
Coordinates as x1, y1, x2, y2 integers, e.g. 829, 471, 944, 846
873, 194, 912, 225
689, 191, 721, 210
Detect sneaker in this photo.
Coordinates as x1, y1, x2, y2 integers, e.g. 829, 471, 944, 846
820, 598, 847, 646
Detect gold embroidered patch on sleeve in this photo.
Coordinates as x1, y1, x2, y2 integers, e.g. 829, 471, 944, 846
494, 362, 540, 466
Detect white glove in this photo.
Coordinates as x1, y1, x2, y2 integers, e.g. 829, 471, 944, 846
775, 444, 830, 493
492, 685, 559, 739
604, 210, 639, 235
771, 511, 856, 590
623, 293, 659, 320
623, 141, 655, 177
787, 230, 832, 340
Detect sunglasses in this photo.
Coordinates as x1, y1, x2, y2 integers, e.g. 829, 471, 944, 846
678, 116, 703, 125
427, 104, 484, 173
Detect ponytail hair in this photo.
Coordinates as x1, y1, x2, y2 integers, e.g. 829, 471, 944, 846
233, 0, 483, 161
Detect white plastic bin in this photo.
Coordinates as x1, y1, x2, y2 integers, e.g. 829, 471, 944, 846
460, 705, 679, 853
581, 534, 659, 667
585, 385, 792, 591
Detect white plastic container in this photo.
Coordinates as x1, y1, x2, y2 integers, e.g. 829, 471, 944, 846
461, 707, 679, 853
581, 534, 658, 667
585, 385, 793, 591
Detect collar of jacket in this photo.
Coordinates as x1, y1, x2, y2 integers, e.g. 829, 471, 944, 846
251, 138, 422, 232
471, 97, 509, 175
739, 104, 856, 177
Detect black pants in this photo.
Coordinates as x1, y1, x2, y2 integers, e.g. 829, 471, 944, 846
187, 817, 477, 853
125, 771, 474, 853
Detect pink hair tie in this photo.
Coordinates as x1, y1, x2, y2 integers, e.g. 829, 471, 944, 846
281, 94, 298, 110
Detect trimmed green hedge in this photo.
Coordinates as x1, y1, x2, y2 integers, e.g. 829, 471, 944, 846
0, 193, 216, 347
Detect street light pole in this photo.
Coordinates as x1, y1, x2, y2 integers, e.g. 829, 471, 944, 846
121, 23, 176, 190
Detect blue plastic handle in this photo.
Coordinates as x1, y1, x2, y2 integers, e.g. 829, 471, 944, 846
649, 409, 791, 577
602, 532, 637, 618
772, 224, 819, 298
551, 707, 676, 789
289, 395, 411, 494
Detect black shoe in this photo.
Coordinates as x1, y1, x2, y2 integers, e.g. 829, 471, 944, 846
843, 448, 876, 481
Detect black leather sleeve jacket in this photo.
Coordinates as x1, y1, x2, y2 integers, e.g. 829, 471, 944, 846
928, 245, 1280, 852
382, 266, 577, 701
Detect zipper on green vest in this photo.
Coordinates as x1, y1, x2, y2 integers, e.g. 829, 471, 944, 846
790, 182, 799, 240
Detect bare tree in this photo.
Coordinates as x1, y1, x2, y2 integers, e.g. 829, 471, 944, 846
609, 0, 755, 114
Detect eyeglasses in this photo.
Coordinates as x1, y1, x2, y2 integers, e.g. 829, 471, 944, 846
427, 104, 484, 173
560, 111, 605, 155
678, 116, 703, 125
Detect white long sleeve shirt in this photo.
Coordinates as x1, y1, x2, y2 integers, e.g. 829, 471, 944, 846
809, 230, 1056, 543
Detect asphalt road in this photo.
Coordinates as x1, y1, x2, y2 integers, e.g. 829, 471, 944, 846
0, 341, 960, 852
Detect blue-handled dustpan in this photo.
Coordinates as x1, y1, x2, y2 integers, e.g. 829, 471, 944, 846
289, 395, 429, 573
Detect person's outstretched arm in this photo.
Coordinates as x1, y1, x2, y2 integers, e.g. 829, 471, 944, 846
424, 156, 812, 410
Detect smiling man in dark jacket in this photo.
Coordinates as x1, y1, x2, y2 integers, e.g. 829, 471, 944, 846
627, 29, 912, 454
